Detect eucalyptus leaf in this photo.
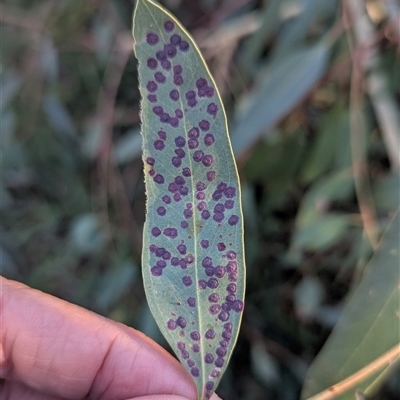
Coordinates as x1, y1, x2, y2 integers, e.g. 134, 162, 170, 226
132, 1, 246, 398
301, 210, 400, 400
231, 43, 330, 157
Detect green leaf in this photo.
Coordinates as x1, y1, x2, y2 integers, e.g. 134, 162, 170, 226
231, 43, 330, 157
301, 209, 400, 400
132, 1, 245, 398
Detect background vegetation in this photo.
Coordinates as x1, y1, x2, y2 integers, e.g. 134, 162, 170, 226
1, 0, 399, 399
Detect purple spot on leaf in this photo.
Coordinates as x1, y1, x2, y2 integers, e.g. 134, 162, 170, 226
196, 192, 205, 200
177, 341, 185, 350
188, 139, 198, 149
187, 359, 195, 367
154, 140, 165, 150
172, 157, 182, 168
156, 50, 167, 61
164, 20, 175, 32
177, 244, 187, 255
181, 350, 189, 359
151, 266, 163, 276
170, 34, 181, 45
164, 44, 177, 58
175, 148, 186, 158
188, 127, 199, 138
207, 103, 218, 116
174, 75, 184, 86
182, 276, 193, 287
175, 136, 186, 147
205, 353, 214, 364
185, 254, 194, 264
202, 155, 213, 167
205, 267, 214, 277
211, 369, 220, 378
206, 86, 215, 97
213, 213, 225, 223
216, 347, 227, 357
207, 171, 216, 181
158, 131, 167, 140
175, 109, 183, 119
182, 167, 191, 177
154, 72, 166, 84
146, 81, 158, 93
146, 33, 159, 45
208, 278, 219, 289
176, 316, 187, 328
199, 120, 210, 132
190, 331, 200, 341
196, 78, 207, 88
208, 293, 220, 303
153, 174, 164, 184
193, 150, 204, 162
187, 297, 196, 307
209, 304, 221, 315
167, 319, 177, 330
160, 113, 170, 123
222, 330, 232, 340
183, 209, 193, 219
218, 311, 229, 322
198, 279, 207, 289
205, 329, 216, 339
147, 94, 157, 103
180, 221, 189, 229
232, 300, 244, 312
225, 186, 236, 198
170, 89, 180, 101
191, 367, 200, 377
215, 357, 225, 368
200, 239, 209, 249
153, 106, 163, 116
156, 206, 166, 216
161, 60, 172, 70
151, 227, 161, 237
173, 65, 183, 75
201, 259, 212, 270
147, 58, 158, 69
227, 283, 237, 293
228, 215, 239, 226
204, 134, 215, 146
215, 266, 226, 278
201, 210, 210, 220
179, 41, 189, 51
173, 193, 182, 202
217, 242, 226, 251
146, 157, 155, 166
169, 117, 179, 127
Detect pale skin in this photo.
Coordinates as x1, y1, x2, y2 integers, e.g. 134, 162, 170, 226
0, 277, 221, 400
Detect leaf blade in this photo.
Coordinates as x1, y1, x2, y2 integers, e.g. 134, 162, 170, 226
301, 209, 400, 399
132, 1, 245, 398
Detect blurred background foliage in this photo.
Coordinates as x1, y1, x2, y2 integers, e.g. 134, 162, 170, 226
1, 0, 399, 399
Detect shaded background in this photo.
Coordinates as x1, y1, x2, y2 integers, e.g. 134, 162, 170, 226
1, 0, 399, 398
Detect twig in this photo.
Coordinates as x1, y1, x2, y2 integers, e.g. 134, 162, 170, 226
347, 0, 400, 171
306, 344, 400, 400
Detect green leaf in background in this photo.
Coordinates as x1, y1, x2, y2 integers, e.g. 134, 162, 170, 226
301, 209, 400, 400
132, 1, 245, 398
231, 43, 330, 157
